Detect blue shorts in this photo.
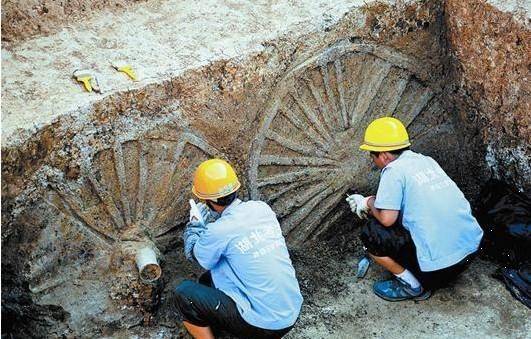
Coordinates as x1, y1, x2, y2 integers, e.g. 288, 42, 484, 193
172, 272, 293, 338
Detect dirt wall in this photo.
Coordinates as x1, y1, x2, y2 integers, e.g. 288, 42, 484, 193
445, 0, 530, 191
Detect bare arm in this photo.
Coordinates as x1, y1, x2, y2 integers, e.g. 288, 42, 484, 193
367, 196, 399, 227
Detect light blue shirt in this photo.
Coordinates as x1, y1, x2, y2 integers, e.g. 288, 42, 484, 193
375, 151, 484, 271
193, 199, 303, 330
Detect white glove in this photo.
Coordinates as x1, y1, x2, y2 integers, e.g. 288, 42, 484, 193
196, 202, 212, 224
189, 199, 205, 224
346, 194, 371, 219
190, 200, 218, 224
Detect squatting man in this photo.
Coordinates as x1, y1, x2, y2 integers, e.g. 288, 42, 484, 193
173, 159, 303, 339
171, 117, 484, 339
346, 117, 484, 301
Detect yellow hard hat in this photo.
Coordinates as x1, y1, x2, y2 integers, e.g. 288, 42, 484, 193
192, 159, 241, 200
359, 117, 411, 152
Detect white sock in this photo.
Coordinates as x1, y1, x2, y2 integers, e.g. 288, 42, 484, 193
395, 269, 421, 289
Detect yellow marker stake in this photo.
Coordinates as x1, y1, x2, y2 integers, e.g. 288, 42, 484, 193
112, 61, 137, 81
118, 65, 137, 81
78, 76, 93, 92
73, 70, 95, 92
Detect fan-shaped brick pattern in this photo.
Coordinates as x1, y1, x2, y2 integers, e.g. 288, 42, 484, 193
43, 132, 220, 247
22, 128, 222, 331
249, 41, 443, 246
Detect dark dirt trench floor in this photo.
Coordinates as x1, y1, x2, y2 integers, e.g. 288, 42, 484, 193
110, 220, 530, 339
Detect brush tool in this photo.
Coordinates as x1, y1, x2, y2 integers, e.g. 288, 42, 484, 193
111, 60, 137, 80
356, 255, 372, 281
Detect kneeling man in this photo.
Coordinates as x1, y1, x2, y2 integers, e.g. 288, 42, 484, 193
174, 159, 303, 338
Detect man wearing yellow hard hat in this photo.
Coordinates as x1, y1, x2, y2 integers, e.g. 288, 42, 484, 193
346, 117, 483, 301
173, 159, 303, 338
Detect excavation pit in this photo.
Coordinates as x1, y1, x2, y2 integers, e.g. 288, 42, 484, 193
2, 0, 530, 338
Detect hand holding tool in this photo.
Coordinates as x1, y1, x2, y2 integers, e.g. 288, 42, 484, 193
346, 194, 371, 219
189, 199, 205, 224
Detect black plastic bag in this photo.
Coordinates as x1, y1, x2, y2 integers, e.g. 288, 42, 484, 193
475, 179, 531, 267
497, 267, 531, 309
476, 179, 531, 309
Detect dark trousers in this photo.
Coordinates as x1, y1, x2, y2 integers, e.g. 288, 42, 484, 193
172, 272, 293, 338
360, 218, 475, 290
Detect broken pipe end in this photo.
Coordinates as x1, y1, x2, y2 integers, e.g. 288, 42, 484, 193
135, 246, 162, 283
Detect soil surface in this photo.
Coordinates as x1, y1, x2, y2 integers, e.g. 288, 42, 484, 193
107, 220, 531, 338
288, 238, 531, 338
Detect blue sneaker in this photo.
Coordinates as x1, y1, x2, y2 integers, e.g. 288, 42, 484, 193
373, 278, 431, 302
